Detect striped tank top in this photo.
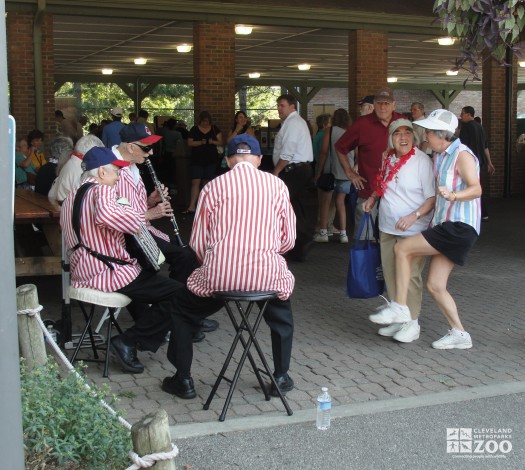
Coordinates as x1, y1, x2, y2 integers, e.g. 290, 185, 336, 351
432, 138, 481, 234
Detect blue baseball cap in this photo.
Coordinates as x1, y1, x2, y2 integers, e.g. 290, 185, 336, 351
82, 147, 130, 171
227, 134, 261, 157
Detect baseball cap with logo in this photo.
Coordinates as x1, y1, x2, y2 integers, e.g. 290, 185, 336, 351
111, 107, 124, 117
227, 134, 262, 156
412, 109, 458, 134
119, 122, 162, 144
374, 87, 395, 103
82, 147, 131, 171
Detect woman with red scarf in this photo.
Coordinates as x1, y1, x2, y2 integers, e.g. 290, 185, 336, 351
364, 119, 435, 343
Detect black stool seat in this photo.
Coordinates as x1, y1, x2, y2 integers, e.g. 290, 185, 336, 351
204, 290, 293, 421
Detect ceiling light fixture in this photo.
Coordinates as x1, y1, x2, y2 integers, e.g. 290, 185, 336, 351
248, 72, 261, 79
235, 25, 253, 35
297, 63, 311, 71
176, 44, 192, 53
387, 77, 398, 83
101, 68, 113, 75
134, 58, 147, 65
438, 37, 455, 46
446, 69, 458, 76
519, 61, 525, 68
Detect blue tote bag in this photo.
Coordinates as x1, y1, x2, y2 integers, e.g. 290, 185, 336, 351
346, 213, 384, 299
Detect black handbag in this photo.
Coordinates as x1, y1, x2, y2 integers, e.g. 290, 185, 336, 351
316, 172, 335, 191
316, 127, 335, 192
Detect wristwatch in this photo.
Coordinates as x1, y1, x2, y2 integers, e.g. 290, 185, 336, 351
415, 210, 421, 219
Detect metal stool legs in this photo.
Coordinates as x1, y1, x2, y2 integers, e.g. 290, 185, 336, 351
204, 292, 293, 421
70, 302, 123, 378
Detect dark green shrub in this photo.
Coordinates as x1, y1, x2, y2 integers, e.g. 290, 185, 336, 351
21, 359, 132, 469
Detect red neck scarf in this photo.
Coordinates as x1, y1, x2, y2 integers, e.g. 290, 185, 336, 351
375, 146, 416, 197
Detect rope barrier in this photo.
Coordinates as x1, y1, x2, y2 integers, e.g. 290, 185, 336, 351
18, 305, 133, 430
126, 443, 179, 470
18, 305, 180, 467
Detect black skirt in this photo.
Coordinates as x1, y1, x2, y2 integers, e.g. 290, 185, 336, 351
422, 221, 478, 266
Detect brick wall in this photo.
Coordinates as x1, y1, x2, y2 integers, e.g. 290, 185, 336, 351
348, 30, 387, 121
193, 23, 235, 139
7, 12, 55, 142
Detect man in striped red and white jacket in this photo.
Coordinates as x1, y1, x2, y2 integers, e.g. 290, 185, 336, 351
162, 134, 297, 400
61, 147, 186, 375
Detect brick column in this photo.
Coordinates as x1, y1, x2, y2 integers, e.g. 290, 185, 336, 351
193, 22, 235, 141
7, 11, 55, 141
348, 30, 388, 121
482, 57, 519, 196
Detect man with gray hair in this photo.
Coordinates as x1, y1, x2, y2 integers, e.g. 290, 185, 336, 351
35, 136, 74, 196
48, 134, 104, 202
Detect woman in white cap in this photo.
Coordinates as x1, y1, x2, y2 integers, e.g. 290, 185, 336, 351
366, 119, 435, 343
370, 109, 481, 350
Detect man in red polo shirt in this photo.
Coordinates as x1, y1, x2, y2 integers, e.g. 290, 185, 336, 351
335, 87, 405, 239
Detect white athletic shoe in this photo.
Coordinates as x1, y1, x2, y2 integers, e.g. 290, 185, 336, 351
313, 232, 329, 243
369, 302, 411, 325
340, 234, 349, 244
432, 329, 472, 350
378, 323, 404, 337
393, 322, 420, 343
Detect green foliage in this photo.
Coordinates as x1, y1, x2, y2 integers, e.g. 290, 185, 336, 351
21, 359, 131, 469
433, 0, 525, 79
236, 86, 280, 126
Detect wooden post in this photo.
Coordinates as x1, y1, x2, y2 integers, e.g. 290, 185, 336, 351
131, 409, 176, 470
17, 284, 47, 370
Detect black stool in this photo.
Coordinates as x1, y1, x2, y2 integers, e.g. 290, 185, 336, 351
203, 290, 293, 421
69, 287, 130, 378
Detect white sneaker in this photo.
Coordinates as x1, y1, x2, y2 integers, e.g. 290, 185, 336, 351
378, 323, 403, 337
328, 225, 340, 236
313, 232, 329, 242
393, 322, 420, 343
340, 234, 349, 243
432, 329, 472, 350
369, 302, 411, 325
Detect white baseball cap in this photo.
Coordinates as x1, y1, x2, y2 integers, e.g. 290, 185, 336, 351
111, 106, 124, 117
414, 109, 458, 134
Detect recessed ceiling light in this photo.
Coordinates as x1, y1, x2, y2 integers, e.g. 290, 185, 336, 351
387, 77, 397, 83
446, 70, 458, 76
101, 68, 113, 75
248, 72, 261, 79
176, 44, 192, 53
134, 58, 147, 65
235, 25, 253, 35
297, 63, 311, 71
519, 61, 525, 68
438, 37, 455, 46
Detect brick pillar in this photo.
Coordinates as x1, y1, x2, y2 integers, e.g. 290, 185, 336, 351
193, 22, 235, 141
348, 30, 388, 121
482, 57, 518, 197
7, 11, 55, 141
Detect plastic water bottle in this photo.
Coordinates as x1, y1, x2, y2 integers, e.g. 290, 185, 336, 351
316, 387, 331, 430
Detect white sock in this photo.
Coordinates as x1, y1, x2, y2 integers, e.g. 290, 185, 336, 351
319, 229, 327, 236
340, 230, 347, 236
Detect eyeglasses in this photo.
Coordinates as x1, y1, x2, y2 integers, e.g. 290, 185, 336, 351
132, 142, 154, 153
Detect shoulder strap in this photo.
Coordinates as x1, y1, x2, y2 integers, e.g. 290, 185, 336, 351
70, 182, 130, 270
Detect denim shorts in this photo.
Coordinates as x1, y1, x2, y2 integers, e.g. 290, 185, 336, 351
335, 179, 351, 194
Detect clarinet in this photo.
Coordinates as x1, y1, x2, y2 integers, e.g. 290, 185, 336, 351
144, 158, 186, 247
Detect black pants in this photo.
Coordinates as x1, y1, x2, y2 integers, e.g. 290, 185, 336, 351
279, 164, 314, 259
166, 287, 294, 379
116, 270, 184, 352
152, 234, 199, 283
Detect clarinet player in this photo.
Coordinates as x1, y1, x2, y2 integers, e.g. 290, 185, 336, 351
113, 122, 219, 338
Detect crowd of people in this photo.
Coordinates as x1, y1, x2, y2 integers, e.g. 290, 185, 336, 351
13, 89, 493, 401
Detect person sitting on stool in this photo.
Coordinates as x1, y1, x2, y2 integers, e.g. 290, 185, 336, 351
60, 147, 186, 374
162, 134, 297, 399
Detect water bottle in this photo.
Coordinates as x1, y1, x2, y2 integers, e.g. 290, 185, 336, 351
316, 387, 331, 430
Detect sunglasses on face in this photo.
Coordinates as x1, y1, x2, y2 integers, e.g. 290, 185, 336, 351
132, 142, 154, 153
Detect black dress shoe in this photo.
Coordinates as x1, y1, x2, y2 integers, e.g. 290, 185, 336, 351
161, 374, 196, 399
199, 318, 219, 332
192, 331, 206, 343
269, 373, 294, 397
110, 335, 144, 374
